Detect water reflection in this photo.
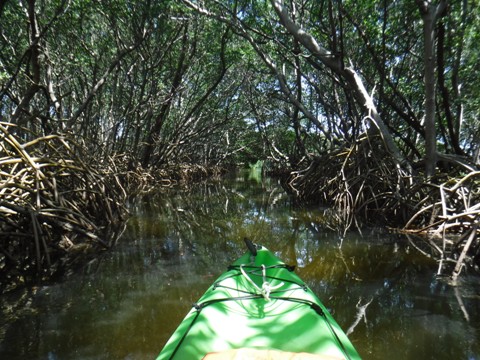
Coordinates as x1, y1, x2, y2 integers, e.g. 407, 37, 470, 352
0, 171, 479, 359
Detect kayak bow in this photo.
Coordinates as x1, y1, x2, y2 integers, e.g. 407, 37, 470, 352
157, 241, 361, 360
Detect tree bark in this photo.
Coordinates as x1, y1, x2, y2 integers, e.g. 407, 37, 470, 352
420, 4, 437, 178
416, 0, 448, 178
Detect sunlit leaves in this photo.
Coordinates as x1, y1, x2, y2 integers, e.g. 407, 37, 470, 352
1, 0, 478, 167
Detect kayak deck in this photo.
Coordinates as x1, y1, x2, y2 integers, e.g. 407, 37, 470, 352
157, 244, 361, 360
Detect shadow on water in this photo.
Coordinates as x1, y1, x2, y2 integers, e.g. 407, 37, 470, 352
1, 170, 479, 359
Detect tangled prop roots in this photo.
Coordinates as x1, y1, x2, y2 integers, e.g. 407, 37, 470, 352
0, 123, 127, 293
287, 134, 479, 278
287, 135, 411, 229
404, 171, 480, 280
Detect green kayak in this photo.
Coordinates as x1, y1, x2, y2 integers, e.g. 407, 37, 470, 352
157, 241, 361, 360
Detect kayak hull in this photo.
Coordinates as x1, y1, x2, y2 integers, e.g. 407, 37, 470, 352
157, 245, 361, 360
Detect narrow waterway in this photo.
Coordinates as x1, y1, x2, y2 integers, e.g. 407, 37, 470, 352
1, 171, 479, 359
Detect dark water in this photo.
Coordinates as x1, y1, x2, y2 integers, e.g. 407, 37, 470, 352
1, 171, 479, 359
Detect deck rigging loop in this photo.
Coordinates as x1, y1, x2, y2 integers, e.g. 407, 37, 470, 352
240, 264, 284, 301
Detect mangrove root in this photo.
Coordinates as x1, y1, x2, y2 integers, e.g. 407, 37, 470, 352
0, 122, 127, 293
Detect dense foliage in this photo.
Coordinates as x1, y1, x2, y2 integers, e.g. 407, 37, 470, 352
1, 0, 479, 168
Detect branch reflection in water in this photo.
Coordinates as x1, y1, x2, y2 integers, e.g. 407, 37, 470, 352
0, 171, 479, 359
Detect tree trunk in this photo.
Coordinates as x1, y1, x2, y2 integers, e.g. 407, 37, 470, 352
270, 0, 408, 170
416, 0, 448, 178
419, 4, 437, 178
66, 46, 137, 130
141, 25, 189, 168
13, 0, 42, 128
